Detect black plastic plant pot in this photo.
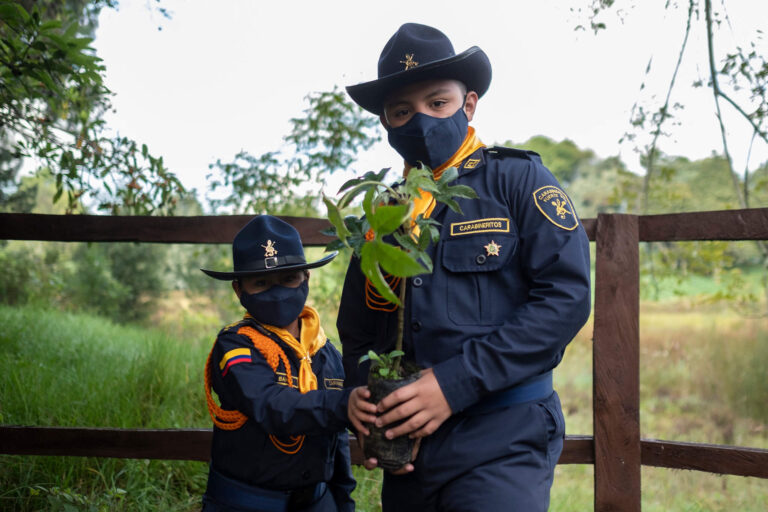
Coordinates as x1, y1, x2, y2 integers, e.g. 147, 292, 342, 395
363, 368, 421, 471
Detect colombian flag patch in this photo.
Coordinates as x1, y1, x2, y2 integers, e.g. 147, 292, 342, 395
219, 348, 252, 376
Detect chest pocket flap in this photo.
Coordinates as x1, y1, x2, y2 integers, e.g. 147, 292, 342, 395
442, 232, 517, 273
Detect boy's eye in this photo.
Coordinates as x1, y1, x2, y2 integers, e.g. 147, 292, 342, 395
283, 273, 302, 284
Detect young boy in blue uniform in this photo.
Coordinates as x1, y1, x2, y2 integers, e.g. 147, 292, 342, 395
341, 23, 592, 511
201, 215, 355, 512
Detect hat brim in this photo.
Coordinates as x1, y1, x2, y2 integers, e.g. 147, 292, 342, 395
346, 46, 492, 115
200, 251, 338, 281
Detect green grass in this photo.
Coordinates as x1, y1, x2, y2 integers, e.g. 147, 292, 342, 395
0, 305, 211, 511
1, 301, 767, 511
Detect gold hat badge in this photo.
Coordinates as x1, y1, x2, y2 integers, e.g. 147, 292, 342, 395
400, 53, 418, 70
262, 240, 278, 258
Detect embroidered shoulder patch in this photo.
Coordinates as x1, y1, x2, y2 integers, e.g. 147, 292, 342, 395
463, 158, 481, 169
219, 348, 252, 376
533, 186, 578, 230
276, 372, 299, 387
450, 217, 510, 236
324, 378, 344, 390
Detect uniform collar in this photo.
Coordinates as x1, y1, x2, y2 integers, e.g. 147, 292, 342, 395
427, 146, 486, 221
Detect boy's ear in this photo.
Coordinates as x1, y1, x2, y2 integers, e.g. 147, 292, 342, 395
232, 279, 241, 298
464, 91, 479, 122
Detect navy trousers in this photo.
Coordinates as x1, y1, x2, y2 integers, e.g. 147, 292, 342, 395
381, 391, 565, 512
201, 468, 338, 512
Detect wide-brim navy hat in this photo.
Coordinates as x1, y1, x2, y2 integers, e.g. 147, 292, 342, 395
346, 23, 492, 115
201, 215, 337, 280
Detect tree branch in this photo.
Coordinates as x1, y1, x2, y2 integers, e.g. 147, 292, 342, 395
718, 90, 768, 145
704, 0, 746, 209
641, 0, 695, 214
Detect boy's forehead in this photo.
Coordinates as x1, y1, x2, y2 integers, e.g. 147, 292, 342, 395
384, 79, 463, 104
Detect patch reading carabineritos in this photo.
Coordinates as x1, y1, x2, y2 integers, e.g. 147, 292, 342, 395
450, 217, 510, 236
533, 186, 579, 230
324, 378, 344, 390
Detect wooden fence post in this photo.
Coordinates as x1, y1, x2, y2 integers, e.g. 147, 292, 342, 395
593, 213, 641, 511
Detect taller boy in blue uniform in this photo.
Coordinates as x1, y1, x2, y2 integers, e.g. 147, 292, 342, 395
340, 23, 591, 511
202, 215, 355, 512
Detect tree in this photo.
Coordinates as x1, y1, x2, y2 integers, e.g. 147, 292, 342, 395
576, 1, 768, 309
575, 1, 767, 212
1, 0, 183, 214
206, 87, 381, 215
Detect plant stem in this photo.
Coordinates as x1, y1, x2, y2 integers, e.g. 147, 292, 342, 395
393, 276, 407, 374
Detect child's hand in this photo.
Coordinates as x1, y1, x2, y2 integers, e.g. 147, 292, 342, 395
348, 386, 377, 436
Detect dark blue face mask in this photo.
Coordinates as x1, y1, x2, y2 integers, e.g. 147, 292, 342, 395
386, 106, 469, 169
240, 280, 309, 328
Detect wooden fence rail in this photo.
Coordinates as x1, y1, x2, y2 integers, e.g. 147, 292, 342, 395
2, 209, 768, 511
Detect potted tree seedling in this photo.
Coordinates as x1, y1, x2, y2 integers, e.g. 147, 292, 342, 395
323, 165, 476, 469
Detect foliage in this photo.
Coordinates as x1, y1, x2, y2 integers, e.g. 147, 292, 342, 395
508, 135, 596, 185
207, 87, 380, 215
358, 349, 405, 379
324, 165, 476, 305
0, 1, 184, 214
578, 1, 768, 213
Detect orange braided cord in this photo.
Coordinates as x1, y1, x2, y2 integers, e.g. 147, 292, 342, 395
236, 326, 293, 383
205, 346, 247, 430
204, 326, 306, 453
268, 434, 305, 455
365, 274, 401, 312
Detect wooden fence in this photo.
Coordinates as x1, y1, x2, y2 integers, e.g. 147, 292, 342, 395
2, 209, 768, 511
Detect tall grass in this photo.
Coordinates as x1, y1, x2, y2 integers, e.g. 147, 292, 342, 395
0, 305, 211, 511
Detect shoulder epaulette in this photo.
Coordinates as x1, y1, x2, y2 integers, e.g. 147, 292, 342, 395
487, 146, 542, 163
218, 317, 250, 336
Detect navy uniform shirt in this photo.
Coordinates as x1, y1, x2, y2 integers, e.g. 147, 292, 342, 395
208, 316, 355, 508
337, 146, 591, 414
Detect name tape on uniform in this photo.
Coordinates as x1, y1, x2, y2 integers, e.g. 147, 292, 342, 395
450, 217, 510, 236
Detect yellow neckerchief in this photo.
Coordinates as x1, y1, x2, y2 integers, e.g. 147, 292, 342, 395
257, 305, 327, 393
407, 126, 485, 235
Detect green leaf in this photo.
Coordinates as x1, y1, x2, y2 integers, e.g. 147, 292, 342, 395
368, 204, 409, 235
393, 231, 419, 252
323, 194, 350, 244
437, 166, 459, 184
324, 239, 346, 251
360, 242, 400, 305
417, 228, 431, 251
362, 186, 375, 219
443, 184, 478, 199
0, 3, 29, 23
375, 240, 425, 277
418, 252, 434, 274
441, 197, 463, 214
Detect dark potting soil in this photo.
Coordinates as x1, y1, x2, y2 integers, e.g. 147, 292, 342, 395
363, 369, 421, 471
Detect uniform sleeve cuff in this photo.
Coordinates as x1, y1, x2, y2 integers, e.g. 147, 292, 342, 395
432, 357, 481, 413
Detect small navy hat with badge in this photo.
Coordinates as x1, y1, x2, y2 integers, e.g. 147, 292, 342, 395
346, 22, 492, 115
200, 215, 337, 280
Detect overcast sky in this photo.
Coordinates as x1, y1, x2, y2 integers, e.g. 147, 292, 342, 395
93, 0, 768, 202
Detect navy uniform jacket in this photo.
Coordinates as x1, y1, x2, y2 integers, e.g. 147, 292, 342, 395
209, 316, 355, 510
337, 146, 591, 414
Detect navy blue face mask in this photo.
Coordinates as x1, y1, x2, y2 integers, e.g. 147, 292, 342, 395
240, 280, 309, 328
386, 106, 469, 169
